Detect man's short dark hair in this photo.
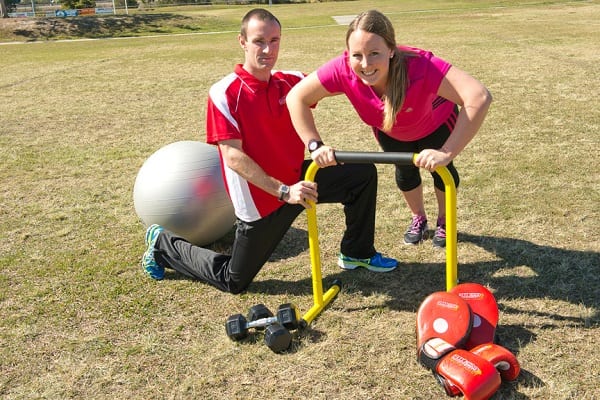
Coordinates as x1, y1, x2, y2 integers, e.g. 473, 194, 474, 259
240, 8, 282, 38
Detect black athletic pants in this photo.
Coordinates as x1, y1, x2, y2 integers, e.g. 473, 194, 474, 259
153, 160, 378, 294
377, 106, 460, 192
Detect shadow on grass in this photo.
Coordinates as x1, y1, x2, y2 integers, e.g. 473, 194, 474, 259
173, 228, 595, 398
254, 231, 600, 398
166, 226, 599, 331
458, 232, 599, 324
247, 231, 598, 374
247, 232, 599, 324
12, 14, 202, 40
168, 226, 599, 331
165, 228, 598, 395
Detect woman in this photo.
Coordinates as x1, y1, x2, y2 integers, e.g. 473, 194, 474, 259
287, 9, 492, 248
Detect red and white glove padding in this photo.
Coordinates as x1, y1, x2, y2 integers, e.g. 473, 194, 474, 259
470, 343, 520, 381
416, 291, 473, 355
450, 283, 499, 349
439, 343, 521, 398
419, 337, 501, 400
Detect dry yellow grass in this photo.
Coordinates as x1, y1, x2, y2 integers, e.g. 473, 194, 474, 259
1, 1, 598, 399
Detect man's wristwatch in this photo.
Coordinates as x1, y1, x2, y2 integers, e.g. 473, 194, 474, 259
278, 184, 290, 202
308, 139, 324, 153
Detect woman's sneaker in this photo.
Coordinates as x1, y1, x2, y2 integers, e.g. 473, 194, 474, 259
432, 217, 446, 248
403, 215, 428, 245
141, 224, 165, 280
337, 252, 398, 272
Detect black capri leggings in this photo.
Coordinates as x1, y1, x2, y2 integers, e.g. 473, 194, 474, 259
376, 107, 460, 192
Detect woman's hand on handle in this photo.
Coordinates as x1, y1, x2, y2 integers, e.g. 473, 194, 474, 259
414, 148, 453, 172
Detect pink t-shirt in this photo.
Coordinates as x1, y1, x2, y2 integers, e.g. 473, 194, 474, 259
317, 46, 455, 141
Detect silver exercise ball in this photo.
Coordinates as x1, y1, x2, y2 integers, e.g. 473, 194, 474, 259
133, 141, 235, 246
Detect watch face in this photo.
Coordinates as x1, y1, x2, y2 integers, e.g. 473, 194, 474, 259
309, 140, 322, 152
278, 184, 290, 201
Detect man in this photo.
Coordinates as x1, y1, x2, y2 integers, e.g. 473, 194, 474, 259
140, 8, 397, 294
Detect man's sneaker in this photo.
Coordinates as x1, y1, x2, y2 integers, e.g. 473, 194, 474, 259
141, 224, 165, 280
337, 252, 398, 272
432, 217, 446, 248
403, 215, 428, 245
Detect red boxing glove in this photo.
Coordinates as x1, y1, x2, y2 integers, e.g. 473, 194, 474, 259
470, 343, 521, 381
420, 338, 501, 400
450, 283, 499, 349
416, 291, 473, 358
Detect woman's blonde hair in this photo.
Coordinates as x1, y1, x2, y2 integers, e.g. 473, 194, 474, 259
346, 10, 410, 132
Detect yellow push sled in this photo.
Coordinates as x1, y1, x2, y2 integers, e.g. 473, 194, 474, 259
299, 151, 458, 328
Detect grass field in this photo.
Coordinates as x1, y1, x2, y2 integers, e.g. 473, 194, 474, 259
1, 0, 599, 399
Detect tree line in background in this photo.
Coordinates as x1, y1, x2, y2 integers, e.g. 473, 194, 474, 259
1, 0, 315, 17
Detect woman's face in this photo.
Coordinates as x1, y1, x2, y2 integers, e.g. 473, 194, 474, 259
347, 29, 394, 95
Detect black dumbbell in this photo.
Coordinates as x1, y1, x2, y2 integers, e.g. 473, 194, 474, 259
225, 304, 274, 340
225, 303, 300, 341
264, 323, 293, 353
273, 303, 300, 331
264, 303, 300, 353
247, 303, 273, 331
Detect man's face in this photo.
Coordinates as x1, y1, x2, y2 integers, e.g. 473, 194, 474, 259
239, 17, 281, 80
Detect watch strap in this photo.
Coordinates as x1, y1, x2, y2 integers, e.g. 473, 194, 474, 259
308, 139, 324, 153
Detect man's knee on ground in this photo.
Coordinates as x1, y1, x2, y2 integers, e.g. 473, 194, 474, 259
227, 276, 253, 294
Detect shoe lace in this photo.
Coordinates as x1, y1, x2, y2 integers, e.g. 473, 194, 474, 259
408, 215, 427, 234
435, 223, 446, 239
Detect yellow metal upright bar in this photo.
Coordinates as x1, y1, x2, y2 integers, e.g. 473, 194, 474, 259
434, 166, 458, 290
301, 162, 341, 326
